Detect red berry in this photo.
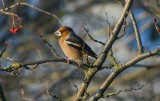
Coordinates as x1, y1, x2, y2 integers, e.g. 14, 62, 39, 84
14, 28, 18, 33
10, 28, 14, 32
10, 27, 19, 34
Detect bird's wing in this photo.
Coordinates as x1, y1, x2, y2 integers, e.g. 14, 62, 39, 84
66, 34, 97, 58
66, 34, 83, 50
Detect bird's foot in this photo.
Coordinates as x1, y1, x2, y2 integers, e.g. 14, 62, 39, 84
76, 60, 83, 68
67, 58, 73, 64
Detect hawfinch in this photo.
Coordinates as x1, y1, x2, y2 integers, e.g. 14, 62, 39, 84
54, 26, 97, 61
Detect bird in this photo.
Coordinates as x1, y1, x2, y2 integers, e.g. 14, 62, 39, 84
54, 26, 97, 62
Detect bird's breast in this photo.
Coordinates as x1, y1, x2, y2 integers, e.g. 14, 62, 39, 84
59, 38, 82, 60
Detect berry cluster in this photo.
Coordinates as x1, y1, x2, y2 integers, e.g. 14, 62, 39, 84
10, 27, 19, 34
9, 14, 22, 35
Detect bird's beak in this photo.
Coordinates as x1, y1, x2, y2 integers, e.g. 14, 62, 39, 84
54, 30, 61, 36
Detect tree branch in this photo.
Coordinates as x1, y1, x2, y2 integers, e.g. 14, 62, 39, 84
0, 42, 8, 58
90, 48, 160, 101
0, 57, 111, 75
119, 0, 143, 54
0, 58, 79, 75
0, 2, 63, 25
153, 18, 160, 35
83, 28, 105, 45
94, 0, 133, 67
103, 80, 152, 98
130, 10, 143, 54
74, 1, 133, 101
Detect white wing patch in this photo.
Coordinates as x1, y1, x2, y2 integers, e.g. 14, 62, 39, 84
66, 40, 82, 48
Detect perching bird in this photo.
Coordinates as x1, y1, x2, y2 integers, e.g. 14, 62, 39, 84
54, 26, 97, 62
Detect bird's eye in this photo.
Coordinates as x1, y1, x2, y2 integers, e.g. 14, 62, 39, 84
60, 30, 64, 33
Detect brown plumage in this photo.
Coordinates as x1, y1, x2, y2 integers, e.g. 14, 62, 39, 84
54, 26, 97, 61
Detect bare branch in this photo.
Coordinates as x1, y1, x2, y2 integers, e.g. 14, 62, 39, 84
153, 18, 160, 35
0, 59, 75, 75
82, 28, 105, 45
94, 0, 133, 67
1, 0, 5, 9
74, 71, 95, 101
119, 0, 143, 54
107, 49, 118, 65
90, 48, 160, 101
130, 10, 143, 54
20, 88, 37, 101
0, 2, 63, 25
74, 1, 133, 101
117, 18, 127, 39
0, 42, 8, 58
105, 12, 112, 36
0, 83, 6, 101
0, 57, 111, 75
69, 79, 78, 94
47, 81, 62, 101
0, 1, 159, 101
103, 80, 152, 98
39, 34, 61, 58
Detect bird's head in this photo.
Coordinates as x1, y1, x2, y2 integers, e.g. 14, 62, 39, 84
54, 26, 73, 37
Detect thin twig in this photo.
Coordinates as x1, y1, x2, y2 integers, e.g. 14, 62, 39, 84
0, 2, 63, 25
82, 28, 105, 45
0, 58, 111, 75
0, 59, 73, 72
153, 18, 160, 35
20, 88, 37, 101
130, 10, 143, 54
0, 84, 6, 101
105, 12, 112, 36
69, 79, 78, 94
93, 0, 133, 67
0, 10, 22, 30
119, 0, 143, 54
47, 80, 62, 101
0, 42, 8, 58
1, 0, 5, 9
107, 49, 118, 65
39, 34, 61, 58
103, 80, 152, 98
47, 91, 62, 101
118, 18, 127, 39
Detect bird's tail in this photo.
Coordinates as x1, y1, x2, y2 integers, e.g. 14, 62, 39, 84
90, 54, 97, 59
